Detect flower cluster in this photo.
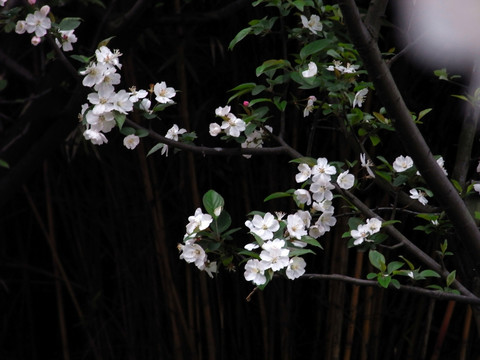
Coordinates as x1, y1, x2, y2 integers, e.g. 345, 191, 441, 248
209, 105, 246, 137
350, 218, 382, 246
78, 45, 177, 149
239, 157, 356, 286
178, 208, 218, 277
326, 60, 358, 74
15, 5, 52, 46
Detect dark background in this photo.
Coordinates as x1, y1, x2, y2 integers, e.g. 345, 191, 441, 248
0, 1, 478, 359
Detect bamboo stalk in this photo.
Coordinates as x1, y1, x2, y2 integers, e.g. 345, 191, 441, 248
459, 305, 472, 360
360, 281, 373, 360
343, 250, 364, 360
43, 162, 70, 360
430, 300, 456, 360
23, 185, 101, 359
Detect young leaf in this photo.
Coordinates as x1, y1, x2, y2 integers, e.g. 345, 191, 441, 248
419, 270, 441, 278
203, 190, 225, 218
114, 112, 126, 129
58, 17, 82, 31
299, 39, 330, 60
377, 275, 391, 288
446, 270, 456, 287
369, 250, 386, 272
387, 261, 404, 274
264, 191, 294, 202
229, 27, 252, 50
299, 235, 323, 249
147, 143, 164, 157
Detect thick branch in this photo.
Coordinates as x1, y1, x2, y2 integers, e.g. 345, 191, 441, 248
338, 0, 480, 265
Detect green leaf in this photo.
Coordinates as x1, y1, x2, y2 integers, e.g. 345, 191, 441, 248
434, 68, 449, 81
203, 190, 225, 218
255, 59, 290, 77
212, 210, 231, 234
289, 248, 315, 257
289, 157, 317, 167
369, 250, 386, 272
0, 159, 9, 169
369, 134, 381, 146
381, 219, 401, 227
418, 108, 432, 121
58, 17, 82, 31
347, 217, 363, 231
98, 36, 116, 48
451, 179, 463, 194
366, 272, 377, 280
238, 249, 261, 259
229, 28, 252, 50
71, 54, 92, 64
377, 275, 391, 288
299, 39, 330, 60
399, 256, 414, 270
135, 128, 150, 138
419, 270, 441, 278
451, 94, 470, 102
390, 278, 401, 289
299, 235, 323, 249
147, 143, 164, 157
0, 79, 7, 92
119, 126, 135, 136
446, 270, 456, 287
387, 261, 404, 274
264, 190, 294, 202
114, 112, 126, 129
227, 83, 256, 103
393, 174, 408, 187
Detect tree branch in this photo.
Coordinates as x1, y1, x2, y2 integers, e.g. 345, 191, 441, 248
301, 273, 480, 305
338, 0, 480, 266
125, 119, 293, 156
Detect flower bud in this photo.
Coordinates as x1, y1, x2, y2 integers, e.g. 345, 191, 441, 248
31, 36, 41, 46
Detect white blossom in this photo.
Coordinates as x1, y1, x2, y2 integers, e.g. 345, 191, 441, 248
24, 5, 51, 37
244, 259, 268, 285
353, 88, 368, 108
186, 208, 213, 234
300, 14, 323, 35
360, 153, 375, 178
83, 128, 108, 145
286, 213, 307, 240
245, 212, 280, 241
123, 134, 140, 150
154, 81, 176, 104
178, 240, 206, 268
409, 188, 428, 205
296, 163, 312, 183
294, 189, 312, 206
393, 155, 414, 172
286, 257, 306, 280
337, 170, 355, 189
303, 95, 317, 117
260, 239, 290, 271
302, 62, 318, 78
56, 30, 77, 51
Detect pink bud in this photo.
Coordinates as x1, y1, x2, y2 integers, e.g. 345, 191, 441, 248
28, 0, 36, 4
31, 36, 41, 46
243, 101, 250, 107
